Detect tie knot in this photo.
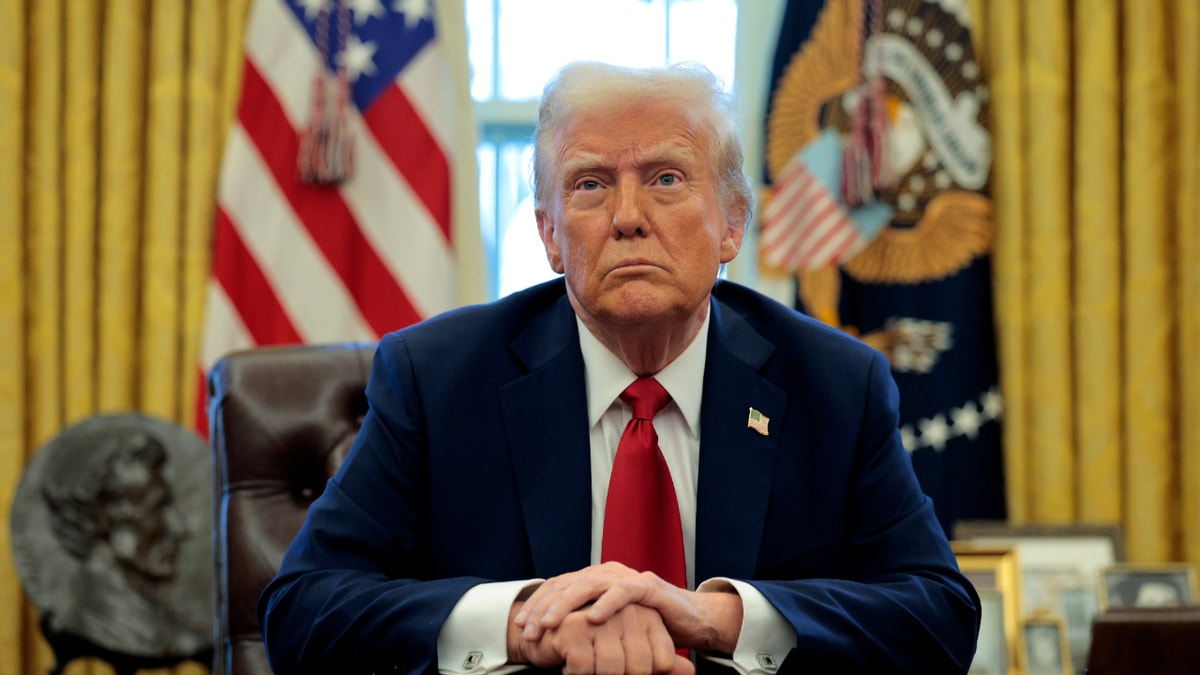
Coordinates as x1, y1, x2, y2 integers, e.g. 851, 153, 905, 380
620, 377, 671, 420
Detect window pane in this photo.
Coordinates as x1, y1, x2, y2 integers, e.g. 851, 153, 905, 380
495, 142, 557, 296
494, 0, 668, 100
468, 0, 741, 298
476, 143, 499, 296
465, 0, 496, 100
668, 0, 737, 89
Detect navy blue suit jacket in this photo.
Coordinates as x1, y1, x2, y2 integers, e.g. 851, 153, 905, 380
260, 279, 980, 674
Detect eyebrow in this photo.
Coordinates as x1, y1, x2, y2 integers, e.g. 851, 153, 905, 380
637, 142, 698, 168
560, 152, 607, 179
560, 143, 699, 179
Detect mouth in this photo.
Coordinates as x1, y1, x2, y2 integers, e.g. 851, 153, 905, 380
612, 258, 660, 272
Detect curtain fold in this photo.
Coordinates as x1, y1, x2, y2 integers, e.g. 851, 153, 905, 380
1024, 0, 1075, 522
1122, 0, 1175, 564
0, 2, 29, 672
980, 0, 1030, 522
1178, 2, 1200, 567
1071, 0, 1122, 526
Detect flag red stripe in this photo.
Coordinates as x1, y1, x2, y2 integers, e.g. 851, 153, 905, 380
795, 196, 841, 248
802, 222, 857, 268
799, 212, 851, 265
237, 61, 423, 334
213, 206, 304, 345
363, 84, 453, 243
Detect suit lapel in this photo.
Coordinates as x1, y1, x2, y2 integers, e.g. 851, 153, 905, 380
500, 295, 593, 578
695, 296, 786, 583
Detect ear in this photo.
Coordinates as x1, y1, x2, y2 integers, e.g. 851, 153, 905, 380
719, 221, 745, 264
536, 207, 565, 274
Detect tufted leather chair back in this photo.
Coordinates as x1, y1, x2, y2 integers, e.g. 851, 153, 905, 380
208, 342, 376, 675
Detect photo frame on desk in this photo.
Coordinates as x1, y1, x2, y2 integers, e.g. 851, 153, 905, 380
953, 541, 1022, 675
1100, 563, 1198, 610
1023, 614, 1072, 675
953, 521, 1123, 673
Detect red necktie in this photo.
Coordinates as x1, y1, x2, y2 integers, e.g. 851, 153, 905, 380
601, 377, 687, 590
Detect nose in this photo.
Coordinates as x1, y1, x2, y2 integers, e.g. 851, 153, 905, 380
164, 506, 188, 540
610, 177, 648, 238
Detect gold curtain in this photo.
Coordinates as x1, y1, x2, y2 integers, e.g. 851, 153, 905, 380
969, 0, 1200, 564
1, 0, 483, 672
0, 1, 253, 673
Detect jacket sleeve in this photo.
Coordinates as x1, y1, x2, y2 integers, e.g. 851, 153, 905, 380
748, 351, 981, 675
258, 333, 485, 675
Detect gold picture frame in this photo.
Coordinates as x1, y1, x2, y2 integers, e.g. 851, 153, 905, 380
1022, 614, 1072, 675
953, 520, 1122, 673
1099, 563, 1199, 610
953, 541, 1022, 675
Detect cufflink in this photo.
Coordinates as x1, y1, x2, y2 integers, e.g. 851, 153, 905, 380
462, 651, 483, 669
756, 652, 779, 672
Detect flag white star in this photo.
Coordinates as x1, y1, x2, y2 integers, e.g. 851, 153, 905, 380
900, 424, 919, 454
296, 0, 329, 21
346, 0, 386, 25
918, 414, 951, 452
951, 401, 982, 440
339, 34, 378, 81
393, 0, 431, 28
980, 386, 1003, 421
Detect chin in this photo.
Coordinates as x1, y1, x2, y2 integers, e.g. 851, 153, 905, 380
600, 296, 691, 327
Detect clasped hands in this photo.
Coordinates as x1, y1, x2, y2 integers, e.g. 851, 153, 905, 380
506, 562, 743, 675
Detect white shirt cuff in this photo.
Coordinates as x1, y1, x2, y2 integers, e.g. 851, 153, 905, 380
697, 577, 796, 674
436, 579, 543, 674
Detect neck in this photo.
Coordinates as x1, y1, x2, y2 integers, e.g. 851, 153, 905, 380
577, 304, 708, 376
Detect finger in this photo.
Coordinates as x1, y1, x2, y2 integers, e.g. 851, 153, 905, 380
523, 587, 602, 640
537, 584, 608, 628
515, 577, 565, 626
586, 583, 644, 624
648, 618, 681, 674
520, 580, 577, 638
524, 564, 649, 638
518, 591, 555, 638
593, 624, 626, 675
619, 626, 654, 675
560, 638, 596, 675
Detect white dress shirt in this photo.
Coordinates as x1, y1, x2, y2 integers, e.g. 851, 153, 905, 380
437, 310, 796, 674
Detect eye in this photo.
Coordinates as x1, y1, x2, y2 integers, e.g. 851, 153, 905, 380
578, 179, 601, 191
656, 173, 679, 186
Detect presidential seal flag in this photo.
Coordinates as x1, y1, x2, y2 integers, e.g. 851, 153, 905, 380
195, 0, 476, 432
762, 0, 1005, 535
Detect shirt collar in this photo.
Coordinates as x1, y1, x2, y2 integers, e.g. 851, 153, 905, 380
576, 306, 709, 437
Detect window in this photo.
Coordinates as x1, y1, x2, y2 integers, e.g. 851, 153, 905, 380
466, 0, 741, 298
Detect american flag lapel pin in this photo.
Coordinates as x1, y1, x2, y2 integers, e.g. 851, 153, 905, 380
747, 407, 770, 436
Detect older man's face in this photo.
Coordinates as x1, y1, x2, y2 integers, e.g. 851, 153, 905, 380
537, 100, 742, 332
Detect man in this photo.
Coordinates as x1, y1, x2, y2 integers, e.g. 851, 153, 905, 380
40, 427, 204, 655
260, 61, 980, 674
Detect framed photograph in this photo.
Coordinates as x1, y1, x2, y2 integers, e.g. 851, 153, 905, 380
1100, 564, 1198, 609
969, 590, 1009, 675
953, 521, 1123, 673
953, 542, 1022, 675
1022, 615, 1072, 675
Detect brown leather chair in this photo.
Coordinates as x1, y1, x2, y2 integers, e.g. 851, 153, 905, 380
208, 342, 376, 675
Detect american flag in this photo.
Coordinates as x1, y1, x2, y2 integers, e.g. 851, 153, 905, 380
196, 0, 470, 429
747, 407, 770, 436
760, 129, 891, 272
